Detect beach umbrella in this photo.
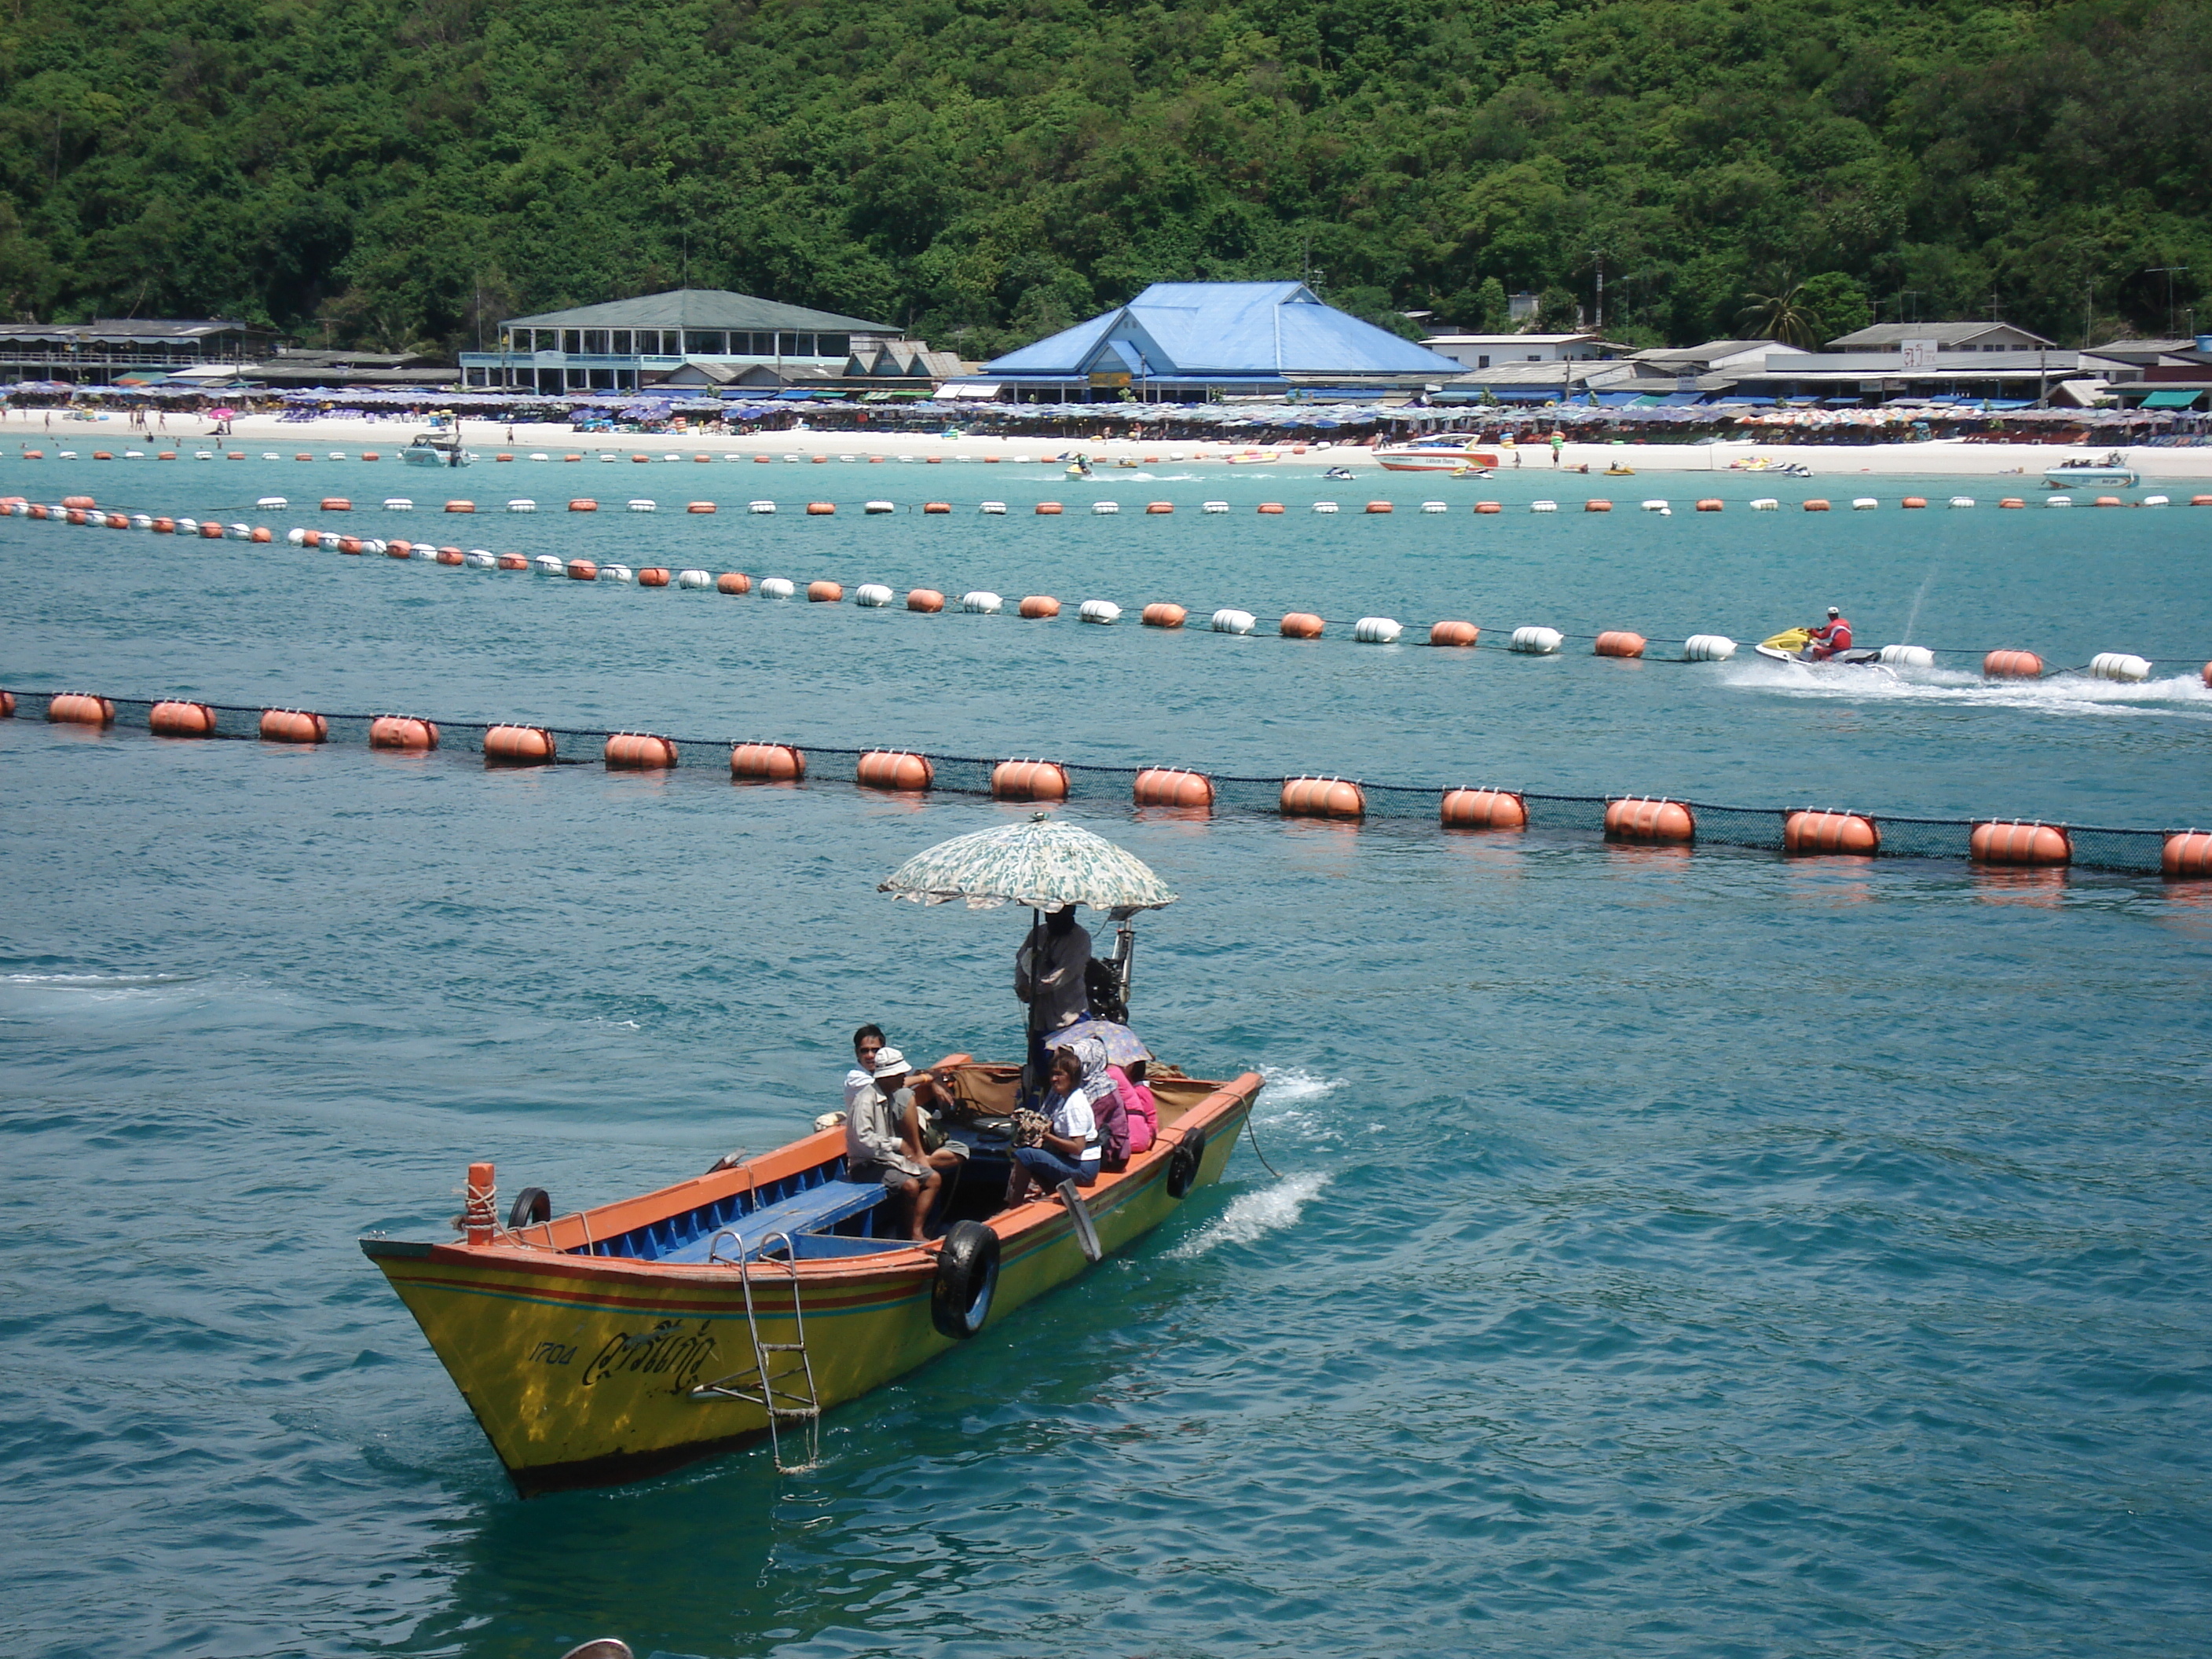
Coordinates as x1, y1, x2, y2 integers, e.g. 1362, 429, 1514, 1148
880, 813, 1177, 914
1051, 1016, 1151, 1066
207, 408, 236, 420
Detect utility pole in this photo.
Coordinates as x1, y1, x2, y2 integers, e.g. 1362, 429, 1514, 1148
1590, 250, 1604, 332
2146, 266, 2187, 337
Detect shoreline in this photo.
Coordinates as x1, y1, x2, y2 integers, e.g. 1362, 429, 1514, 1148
13, 410, 2212, 479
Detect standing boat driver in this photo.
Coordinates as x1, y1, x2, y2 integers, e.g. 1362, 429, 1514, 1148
1015, 906, 1092, 1094
1806, 607, 1853, 660
844, 1049, 943, 1243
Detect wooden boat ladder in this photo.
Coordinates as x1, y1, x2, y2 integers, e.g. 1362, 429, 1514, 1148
687, 1229, 822, 1474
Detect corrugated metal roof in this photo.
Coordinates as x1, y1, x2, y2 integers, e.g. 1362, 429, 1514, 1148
984, 284, 1463, 378
504, 287, 891, 334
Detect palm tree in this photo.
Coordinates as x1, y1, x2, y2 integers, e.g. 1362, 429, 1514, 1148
1739, 281, 1824, 349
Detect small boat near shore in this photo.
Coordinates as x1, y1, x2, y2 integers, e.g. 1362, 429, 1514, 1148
1375, 438, 1503, 472
403, 429, 471, 468
2042, 452, 2137, 489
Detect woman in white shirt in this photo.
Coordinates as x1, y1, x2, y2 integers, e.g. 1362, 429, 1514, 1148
1006, 1045, 1103, 1205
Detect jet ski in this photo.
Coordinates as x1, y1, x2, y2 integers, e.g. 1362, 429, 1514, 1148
1322, 466, 1355, 481
1752, 628, 1894, 675
1064, 453, 1094, 478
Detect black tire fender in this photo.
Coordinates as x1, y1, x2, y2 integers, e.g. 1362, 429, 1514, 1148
507, 1185, 551, 1229
931, 1221, 1001, 1340
1166, 1131, 1205, 1199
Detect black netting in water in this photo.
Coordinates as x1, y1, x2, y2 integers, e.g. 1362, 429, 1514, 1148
2, 690, 2186, 876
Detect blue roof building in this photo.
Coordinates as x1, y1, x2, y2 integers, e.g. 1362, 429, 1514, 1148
954, 283, 1466, 401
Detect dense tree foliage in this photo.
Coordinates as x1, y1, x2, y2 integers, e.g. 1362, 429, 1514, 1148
1, 0, 2206, 357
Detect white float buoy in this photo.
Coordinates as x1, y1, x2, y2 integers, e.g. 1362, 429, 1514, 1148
760, 577, 797, 599
529, 452, 551, 462
749, 500, 776, 515
1877, 644, 1936, 668
2046, 495, 2073, 507
1201, 501, 1229, 514
130, 513, 152, 529
676, 569, 712, 589
2143, 495, 2169, 507
194, 451, 214, 460
1211, 608, 1257, 635
1949, 496, 1976, 508
412, 542, 438, 559
1353, 616, 1404, 644
1093, 501, 1119, 515
1682, 635, 1737, 661
962, 590, 1003, 613
532, 554, 562, 574
2089, 652, 2152, 683
507, 500, 537, 513
383, 498, 413, 511
980, 501, 1007, 515
1530, 500, 1558, 513
227, 522, 252, 539
1852, 497, 1879, 510
1641, 499, 1669, 512
1511, 625, 1566, 654
1079, 599, 1122, 625
257, 496, 288, 510
176, 518, 199, 533
286, 528, 306, 547
328, 452, 346, 461
1420, 501, 1448, 514
854, 583, 895, 607
864, 500, 895, 515
463, 549, 496, 569
1750, 497, 1779, 511
1312, 501, 1339, 514
626, 500, 656, 513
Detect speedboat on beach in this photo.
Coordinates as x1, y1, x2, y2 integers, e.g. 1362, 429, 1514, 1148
2042, 452, 2137, 489
1375, 438, 1503, 471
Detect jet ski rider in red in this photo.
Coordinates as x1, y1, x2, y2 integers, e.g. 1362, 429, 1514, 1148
1807, 607, 1852, 660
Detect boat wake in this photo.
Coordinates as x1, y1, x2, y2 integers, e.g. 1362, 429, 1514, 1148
1723, 661, 2212, 720
1257, 1064, 1346, 1104
1169, 1171, 1329, 1258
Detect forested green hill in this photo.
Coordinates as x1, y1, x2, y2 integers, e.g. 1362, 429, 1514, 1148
0, 0, 2205, 357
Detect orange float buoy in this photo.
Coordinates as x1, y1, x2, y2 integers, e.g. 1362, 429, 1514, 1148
1145, 501, 1174, 515
496, 553, 529, 569
1280, 776, 1364, 820
64, 509, 89, 526
992, 760, 1069, 801
0, 690, 13, 717
2093, 496, 2122, 507
1141, 602, 1187, 629
1695, 499, 1723, 512
250, 527, 273, 543
1783, 809, 1881, 855
62, 495, 96, 510
295, 452, 313, 461
808, 580, 844, 602
1998, 497, 2026, 509
1429, 620, 1479, 647
1901, 496, 1928, 509
1035, 502, 1064, 515
1019, 595, 1061, 619
320, 498, 350, 511
716, 572, 752, 595
435, 548, 464, 566
730, 742, 806, 782
258, 708, 327, 745
198, 521, 225, 540
1802, 499, 1829, 511
569, 499, 599, 512
2192, 495, 2212, 507
1594, 631, 1646, 658
1256, 503, 1284, 515
1605, 797, 1695, 843
2163, 831, 2212, 879
483, 724, 557, 765
104, 512, 127, 529
637, 567, 671, 588
158, 452, 177, 460
1441, 787, 1526, 830
444, 500, 474, 513
566, 559, 598, 581
151, 517, 174, 533
1364, 500, 1393, 514
381, 539, 408, 558
856, 750, 932, 792
1970, 820, 2071, 866
1133, 767, 1213, 810
1474, 500, 1503, 515
687, 501, 716, 514
1584, 499, 1612, 512
92, 451, 113, 460
369, 715, 439, 751
46, 693, 115, 727
805, 502, 835, 516
1983, 650, 2044, 679
148, 700, 217, 738
1280, 612, 1325, 639
694, 453, 714, 463
906, 588, 945, 612
922, 502, 950, 515
605, 732, 679, 770
2203, 661, 2212, 687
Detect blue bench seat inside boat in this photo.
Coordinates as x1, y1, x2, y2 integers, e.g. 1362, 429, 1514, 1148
584, 1167, 892, 1265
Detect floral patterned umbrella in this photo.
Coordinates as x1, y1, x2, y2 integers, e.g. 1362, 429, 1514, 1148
879, 814, 1177, 914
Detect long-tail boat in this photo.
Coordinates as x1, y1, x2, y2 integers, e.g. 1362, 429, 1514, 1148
362, 1059, 1260, 1495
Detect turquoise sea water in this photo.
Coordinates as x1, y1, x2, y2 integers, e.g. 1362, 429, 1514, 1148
3, 453, 2211, 1657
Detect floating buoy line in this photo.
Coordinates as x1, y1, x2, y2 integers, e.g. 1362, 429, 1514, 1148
5, 493, 2209, 682
5, 687, 2205, 880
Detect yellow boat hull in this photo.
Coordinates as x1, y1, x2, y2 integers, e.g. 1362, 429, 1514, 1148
365, 1073, 1257, 1493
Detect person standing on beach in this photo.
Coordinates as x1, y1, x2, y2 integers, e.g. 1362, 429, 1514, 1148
1550, 430, 1564, 466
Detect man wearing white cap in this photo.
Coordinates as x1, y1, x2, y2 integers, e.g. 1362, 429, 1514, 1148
844, 1048, 941, 1243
